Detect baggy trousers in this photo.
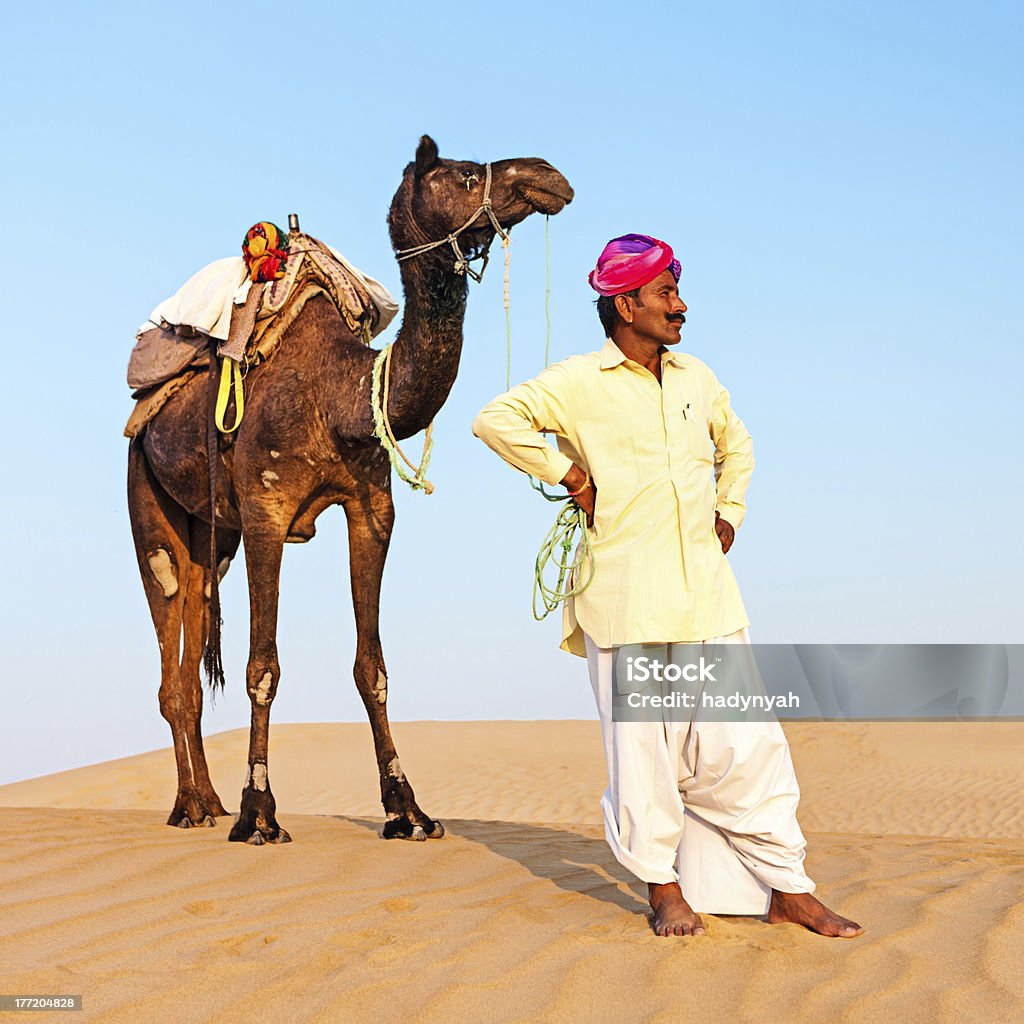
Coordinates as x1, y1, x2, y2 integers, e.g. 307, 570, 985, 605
585, 628, 815, 914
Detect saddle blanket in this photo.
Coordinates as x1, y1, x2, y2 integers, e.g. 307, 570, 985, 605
138, 245, 397, 344
128, 238, 399, 392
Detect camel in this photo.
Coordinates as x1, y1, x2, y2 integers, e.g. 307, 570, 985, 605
128, 135, 573, 844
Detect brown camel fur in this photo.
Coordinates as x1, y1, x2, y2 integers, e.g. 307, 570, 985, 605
127, 136, 573, 843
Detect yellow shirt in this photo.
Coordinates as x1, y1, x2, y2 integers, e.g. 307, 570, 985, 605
472, 338, 754, 657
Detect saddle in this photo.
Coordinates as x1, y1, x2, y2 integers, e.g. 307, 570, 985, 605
124, 233, 398, 438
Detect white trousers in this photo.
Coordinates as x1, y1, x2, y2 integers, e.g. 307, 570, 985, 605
585, 629, 815, 915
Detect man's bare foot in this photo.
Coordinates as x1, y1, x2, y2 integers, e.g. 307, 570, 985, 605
648, 882, 705, 937
768, 890, 863, 937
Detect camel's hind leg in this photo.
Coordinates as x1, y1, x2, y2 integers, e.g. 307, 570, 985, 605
128, 437, 226, 828
180, 516, 240, 818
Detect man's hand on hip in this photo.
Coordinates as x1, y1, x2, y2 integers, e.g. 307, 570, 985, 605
715, 511, 735, 554
560, 464, 597, 528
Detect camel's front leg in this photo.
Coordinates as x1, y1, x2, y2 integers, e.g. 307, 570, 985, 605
228, 525, 291, 844
344, 490, 444, 840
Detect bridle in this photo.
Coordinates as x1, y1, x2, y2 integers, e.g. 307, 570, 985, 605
395, 163, 509, 283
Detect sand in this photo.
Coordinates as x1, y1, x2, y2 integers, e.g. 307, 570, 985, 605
1, 721, 1023, 1023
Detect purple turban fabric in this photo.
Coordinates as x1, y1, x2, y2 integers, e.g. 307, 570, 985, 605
588, 233, 682, 296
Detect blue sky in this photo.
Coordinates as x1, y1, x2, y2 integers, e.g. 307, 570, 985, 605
1, 1, 1021, 783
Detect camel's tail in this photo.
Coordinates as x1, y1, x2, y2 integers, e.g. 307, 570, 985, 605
203, 348, 227, 692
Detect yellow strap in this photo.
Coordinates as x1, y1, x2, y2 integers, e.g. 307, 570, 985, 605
214, 357, 245, 433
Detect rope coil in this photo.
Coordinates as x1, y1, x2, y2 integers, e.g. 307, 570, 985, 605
533, 501, 594, 621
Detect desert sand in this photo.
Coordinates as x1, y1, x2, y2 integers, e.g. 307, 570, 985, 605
1, 720, 1023, 1023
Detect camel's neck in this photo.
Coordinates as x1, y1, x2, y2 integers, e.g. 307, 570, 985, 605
384, 248, 470, 440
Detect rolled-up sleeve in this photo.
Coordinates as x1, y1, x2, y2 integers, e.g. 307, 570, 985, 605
709, 373, 754, 530
472, 363, 576, 487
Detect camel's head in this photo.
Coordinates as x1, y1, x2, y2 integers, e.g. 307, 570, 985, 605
389, 136, 574, 270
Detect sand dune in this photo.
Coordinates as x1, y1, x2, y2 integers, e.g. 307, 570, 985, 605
2, 721, 1023, 1023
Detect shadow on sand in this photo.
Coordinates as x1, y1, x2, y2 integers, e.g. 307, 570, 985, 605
343, 815, 650, 919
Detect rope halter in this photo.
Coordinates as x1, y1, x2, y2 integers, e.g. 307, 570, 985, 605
395, 163, 510, 282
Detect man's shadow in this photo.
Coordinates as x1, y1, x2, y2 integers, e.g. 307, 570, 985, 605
346, 816, 650, 919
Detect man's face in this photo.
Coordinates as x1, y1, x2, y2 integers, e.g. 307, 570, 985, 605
620, 270, 688, 345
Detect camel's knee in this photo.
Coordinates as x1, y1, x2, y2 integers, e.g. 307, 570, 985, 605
246, 665, 280, 707
147, 548, 179, 598
158, 682, 183, 723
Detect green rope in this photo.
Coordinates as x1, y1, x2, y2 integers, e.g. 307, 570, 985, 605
544, 215, 551, 368
529, 216, 561, 502
371, 344, 435, 493
533, 501, 595, 621
493, 214, 594, 617
504, 237, 512, 390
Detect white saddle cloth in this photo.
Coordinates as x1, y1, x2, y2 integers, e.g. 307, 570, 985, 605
139, 247, 398, 342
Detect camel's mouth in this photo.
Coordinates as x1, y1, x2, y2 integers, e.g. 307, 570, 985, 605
517, 183, 573, 216
457, 167, 574, 239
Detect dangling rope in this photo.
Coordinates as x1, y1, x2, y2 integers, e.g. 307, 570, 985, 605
544, 214, 552, 368
529, 217, 561, 502
522, 216, 595, 618
203, 345, 226, 691
371, 342, 435, 494
504, 233, 512, 390
389, 205, 594, 616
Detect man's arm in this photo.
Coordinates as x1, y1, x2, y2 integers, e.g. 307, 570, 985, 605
708, 373, 754, 550
472, 362, 596, 523
472, 363, 577, 485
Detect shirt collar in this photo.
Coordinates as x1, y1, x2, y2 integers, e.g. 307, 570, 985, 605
599, 338, 687, 370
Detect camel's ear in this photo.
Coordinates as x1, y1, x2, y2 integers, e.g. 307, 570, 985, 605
415, 135, 439, 178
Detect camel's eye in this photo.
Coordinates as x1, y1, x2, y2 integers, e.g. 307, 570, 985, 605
461, 168, 480, 190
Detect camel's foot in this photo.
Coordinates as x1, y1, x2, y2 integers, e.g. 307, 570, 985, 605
167, 787, 220, 830
382, 809, 445, 841
175, 814, 216, 829
242, 828, 292, 846
228, 784, 291, 845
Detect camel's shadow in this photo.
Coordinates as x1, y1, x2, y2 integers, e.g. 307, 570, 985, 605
343, 816, 650, 919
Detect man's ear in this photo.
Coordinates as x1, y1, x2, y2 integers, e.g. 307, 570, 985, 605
614, 293, 634, 324
415, 135, 439, 179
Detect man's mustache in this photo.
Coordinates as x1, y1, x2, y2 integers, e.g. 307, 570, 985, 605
667, 314, 686, 325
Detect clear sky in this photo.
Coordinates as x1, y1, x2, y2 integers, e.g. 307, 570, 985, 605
1, 1, 1021, 784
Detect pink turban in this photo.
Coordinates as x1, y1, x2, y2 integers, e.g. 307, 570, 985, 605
588, 233, 682, 296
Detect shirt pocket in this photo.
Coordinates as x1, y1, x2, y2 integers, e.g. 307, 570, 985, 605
682, 397, 715, 466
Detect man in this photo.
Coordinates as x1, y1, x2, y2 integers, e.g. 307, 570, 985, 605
472, 233, 862, 938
